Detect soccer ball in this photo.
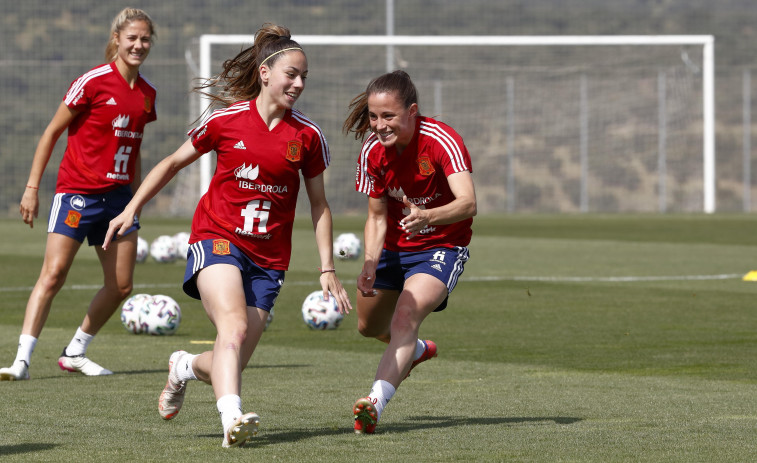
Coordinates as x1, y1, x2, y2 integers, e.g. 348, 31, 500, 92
334, 232, 362, 260
142, 294, 182, 335
150, 235, 177, 263
172, 232, 191, 260
120, 293, 152, 334
301, 290, 343, 330
136, 237, 149, 263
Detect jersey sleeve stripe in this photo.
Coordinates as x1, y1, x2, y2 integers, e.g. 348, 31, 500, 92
292, 110, 330, 167
356, 136, 379, 194
64, 64, 113, 105
419, 121, 468, 172
187, 102, 250, 137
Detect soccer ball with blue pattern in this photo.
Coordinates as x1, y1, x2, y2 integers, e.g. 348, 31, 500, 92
142, 295, 182, 335
120, 293, 152, 334
301, 290, 343, 330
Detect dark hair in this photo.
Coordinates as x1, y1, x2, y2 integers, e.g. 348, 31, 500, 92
342, 70, 419, 140
194, 23, 303, 111
104, 8, 156, 63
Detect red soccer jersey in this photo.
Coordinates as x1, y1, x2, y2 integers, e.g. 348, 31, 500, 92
56, 62, 157, 194
188, 100, 330, 270
355, 116, 473, 252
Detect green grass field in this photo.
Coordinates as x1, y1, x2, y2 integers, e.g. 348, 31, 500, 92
2, 214, 757, 462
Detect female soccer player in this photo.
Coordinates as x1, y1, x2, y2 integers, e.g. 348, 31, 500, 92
343, 70, 477, 434
0, 8, 157, 381
103, 23, 351, 448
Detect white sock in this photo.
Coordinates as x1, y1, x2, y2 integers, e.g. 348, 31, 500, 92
413, 339, 426, 361
217, 394, 243, 432
175, 354, 198, 382
65, 327, 94, 357
368, 379, 396, 421
14, 334, 38, 365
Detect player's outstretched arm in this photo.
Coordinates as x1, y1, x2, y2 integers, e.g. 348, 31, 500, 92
304, 173, 353, 314
103, 139, 202, 249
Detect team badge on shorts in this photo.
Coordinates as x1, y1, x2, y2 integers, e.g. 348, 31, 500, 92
286, 140, 302, 162
417, 155, 435, 176
212, 239, 231, 255
64, 210, 82, 228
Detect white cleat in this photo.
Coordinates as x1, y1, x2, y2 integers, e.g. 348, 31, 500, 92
223, 412, 260, 448
0, 360, 30, 381
58, 349, 113, 376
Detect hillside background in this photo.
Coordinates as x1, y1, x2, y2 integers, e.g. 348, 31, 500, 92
1, 0, 756, 215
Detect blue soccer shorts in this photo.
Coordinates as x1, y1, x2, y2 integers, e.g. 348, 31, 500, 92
372, 246, 470, 312
47, 185, 139, 246
183, 238, 284, 312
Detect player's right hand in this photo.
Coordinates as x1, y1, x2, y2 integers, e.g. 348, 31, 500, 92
19, 189, 40, 229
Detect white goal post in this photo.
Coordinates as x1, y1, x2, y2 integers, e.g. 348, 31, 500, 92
194, 34, 715, 213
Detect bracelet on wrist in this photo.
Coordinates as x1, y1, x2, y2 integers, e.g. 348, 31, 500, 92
26, 185, 39, 190
318, 268, 336, 274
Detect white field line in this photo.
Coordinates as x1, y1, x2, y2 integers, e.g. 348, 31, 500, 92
0, 273, 743, 293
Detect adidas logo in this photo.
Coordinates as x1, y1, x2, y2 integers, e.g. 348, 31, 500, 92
431, 263, 443, 272
106, 97, 117, 105
234, 140, 246, 149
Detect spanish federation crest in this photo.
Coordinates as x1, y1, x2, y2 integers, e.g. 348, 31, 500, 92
417, 155, 435, 176
286, 140, 302, 162
212, 239, 231, 255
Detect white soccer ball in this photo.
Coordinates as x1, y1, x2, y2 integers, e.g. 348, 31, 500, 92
142, 294, 182, 335
172, 232, 191, 260
150, 235, 177, 263
301, 290, 343, 330
334, 232, 362, 260
120, 293, 152, 334
136, 237, 149, 263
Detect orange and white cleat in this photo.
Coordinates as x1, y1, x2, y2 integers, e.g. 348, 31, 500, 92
159, 350, 188, 420
405, 340, 437, 379
353, 397, 377, 434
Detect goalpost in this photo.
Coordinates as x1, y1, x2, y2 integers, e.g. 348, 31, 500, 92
185, 34, 715, 214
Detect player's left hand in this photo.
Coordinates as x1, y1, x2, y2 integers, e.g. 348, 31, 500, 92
400, 196, 430, 239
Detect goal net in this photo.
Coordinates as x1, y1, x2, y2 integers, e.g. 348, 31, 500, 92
175, 35, 714, 215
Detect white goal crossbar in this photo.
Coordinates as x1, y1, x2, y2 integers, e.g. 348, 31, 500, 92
197, 34, 716, 212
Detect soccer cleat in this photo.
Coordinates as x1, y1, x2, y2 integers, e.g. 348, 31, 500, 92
404, 340, 437, 379
57, 348, 113, 376
223, 412, 260, 448
353, 397, 377, 434
159, 350, 188, 420
0, 360, 30, 381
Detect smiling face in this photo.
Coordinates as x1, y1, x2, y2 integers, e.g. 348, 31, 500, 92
367, 91, 418, 152
114, 20, 152, 69
259, 50, 308, 110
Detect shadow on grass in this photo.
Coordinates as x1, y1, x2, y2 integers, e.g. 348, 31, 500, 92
106, 364, 311, 377
198, 415, 581, 447
0, 443, 59, 455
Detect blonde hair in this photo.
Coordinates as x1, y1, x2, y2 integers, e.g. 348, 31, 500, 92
194, 23, 304, 112
104, 8, 156, 63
